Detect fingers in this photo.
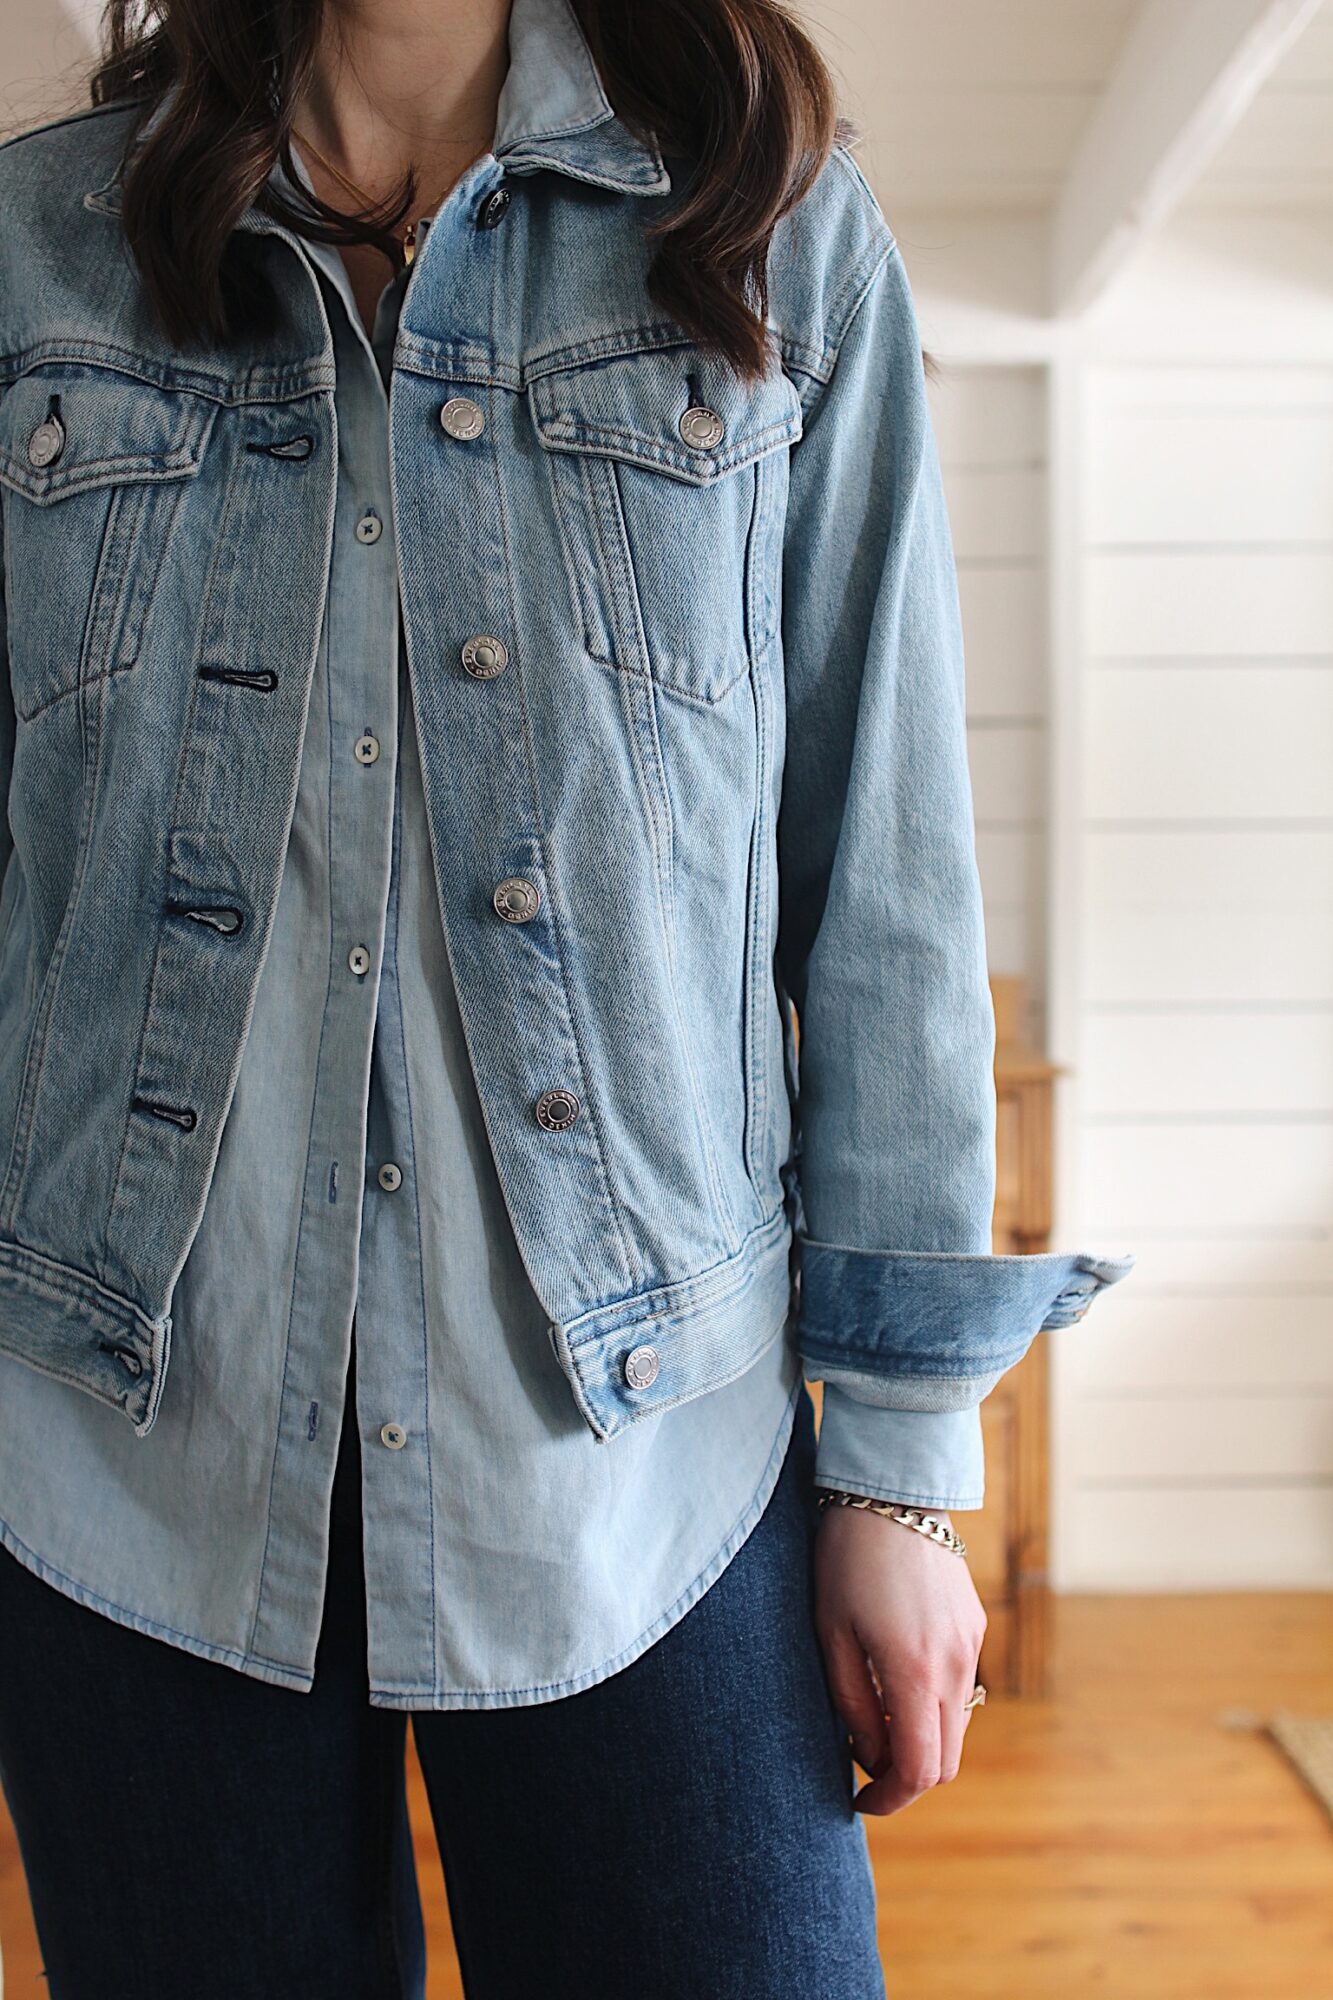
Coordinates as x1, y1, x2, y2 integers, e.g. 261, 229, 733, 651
852, 1670, 941, 1817
939, 1681, 971, 1786
817, 1619, 890, 1780
813, 1503, 989, 1818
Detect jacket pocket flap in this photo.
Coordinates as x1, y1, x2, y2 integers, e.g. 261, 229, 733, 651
528, 349, 803, 486
0, 366, 216, 506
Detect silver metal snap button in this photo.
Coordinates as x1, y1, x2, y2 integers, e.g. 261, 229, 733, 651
477, 184, 511, 230
461, 634, 509, 679
27, 416, 66, 468
440, 397, 485, 440
623, 1344, 661, 1390
348, 944, 372, 976
492, 877, 540, 923
354, 733, 380, 765
535, 1088, 579, 1132
678, 405, 724, 451
380, 1422, 408, 1450
355, 511, 383, 544
377, 1162, 403, 1192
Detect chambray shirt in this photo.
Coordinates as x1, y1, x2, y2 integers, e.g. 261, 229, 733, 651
0, 152, 983, 1706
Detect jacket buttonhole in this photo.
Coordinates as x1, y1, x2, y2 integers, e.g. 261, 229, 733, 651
97, 1338, 144, 1378
246, 433, 315, 462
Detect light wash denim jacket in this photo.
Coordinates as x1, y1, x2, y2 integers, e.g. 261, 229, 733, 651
0, 193, 805, 1704
0, 0, 1131, 1497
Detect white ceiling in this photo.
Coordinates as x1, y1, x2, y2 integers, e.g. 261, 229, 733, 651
803, 0, 1142, 212
1183, 0, 1333, 208
802, 0, 1333, 216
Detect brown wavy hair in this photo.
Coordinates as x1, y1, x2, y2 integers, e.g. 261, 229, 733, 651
86, 0, 855, 383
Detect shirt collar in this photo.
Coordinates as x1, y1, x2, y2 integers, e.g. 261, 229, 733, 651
83, 0, 671, 218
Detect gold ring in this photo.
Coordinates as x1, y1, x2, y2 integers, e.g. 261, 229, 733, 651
962, 1683, 987, 1712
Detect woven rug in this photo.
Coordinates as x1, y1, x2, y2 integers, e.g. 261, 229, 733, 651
1266, 1712, 1333, 1824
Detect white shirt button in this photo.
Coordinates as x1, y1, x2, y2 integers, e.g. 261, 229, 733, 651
355, 511, 383, 544
354, 733, 380, 765
348, 944, 371, 976
377, 1162, 403, 1192
380, 1422, 408, 1450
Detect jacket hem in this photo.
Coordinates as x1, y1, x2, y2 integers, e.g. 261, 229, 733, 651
0, 1238, 169, 1435
549, 1203, 796, 1441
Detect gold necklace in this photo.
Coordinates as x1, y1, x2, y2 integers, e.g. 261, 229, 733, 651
291, 125, 487, 264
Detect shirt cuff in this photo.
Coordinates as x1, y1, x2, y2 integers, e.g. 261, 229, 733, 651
812, 1381, 985, 1511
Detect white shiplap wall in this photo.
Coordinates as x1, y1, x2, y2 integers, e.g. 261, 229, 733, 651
928, 365, 1050, 1043
1055, 360, 1333, 1588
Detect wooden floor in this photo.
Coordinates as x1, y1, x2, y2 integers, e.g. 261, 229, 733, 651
3, 1593, 1331, 1997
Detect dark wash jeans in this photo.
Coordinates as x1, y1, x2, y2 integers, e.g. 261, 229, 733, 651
0, 1357, 885, 2000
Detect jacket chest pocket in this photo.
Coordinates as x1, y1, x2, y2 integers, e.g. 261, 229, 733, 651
0, 366, 216, 722
528, 349, 803, 705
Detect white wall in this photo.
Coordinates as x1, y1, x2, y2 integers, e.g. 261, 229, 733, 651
928, 365, 1050, 1045
0, 0, 91, 138
907, 205, 1333, 1591
1056, 350, 1333, 1589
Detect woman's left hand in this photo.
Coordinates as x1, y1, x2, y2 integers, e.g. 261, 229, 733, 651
813, 1502, 988, 1816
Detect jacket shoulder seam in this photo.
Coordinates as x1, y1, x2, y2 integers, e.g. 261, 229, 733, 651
779, 145, 897, 387
823, 146, 897, 355
777, 238, 896, 393
0, 97, 133, 163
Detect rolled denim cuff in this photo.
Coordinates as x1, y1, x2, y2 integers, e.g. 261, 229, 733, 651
797, 1238, 1135, 1412
812, 1383, 985, 1511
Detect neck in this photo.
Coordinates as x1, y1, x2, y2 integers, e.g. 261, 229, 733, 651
293, 0, 513, 200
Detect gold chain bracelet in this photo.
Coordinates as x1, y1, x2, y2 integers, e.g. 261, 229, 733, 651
816, 1487, 969, 1558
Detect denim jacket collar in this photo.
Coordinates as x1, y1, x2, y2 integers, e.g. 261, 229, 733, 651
82, 0, 671, 221
490, 0, 671, 194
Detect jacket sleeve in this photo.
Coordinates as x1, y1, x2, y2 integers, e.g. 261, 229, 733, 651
0, 508, 13, 887
776, 209, 1133, 1494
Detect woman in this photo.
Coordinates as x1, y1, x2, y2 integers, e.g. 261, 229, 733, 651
0, 0, 1130, 1992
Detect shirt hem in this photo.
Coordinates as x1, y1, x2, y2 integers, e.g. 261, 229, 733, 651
364, 1371, 804, 1710
0, 1515, 315, 1693
0, 1373, 804, 1708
